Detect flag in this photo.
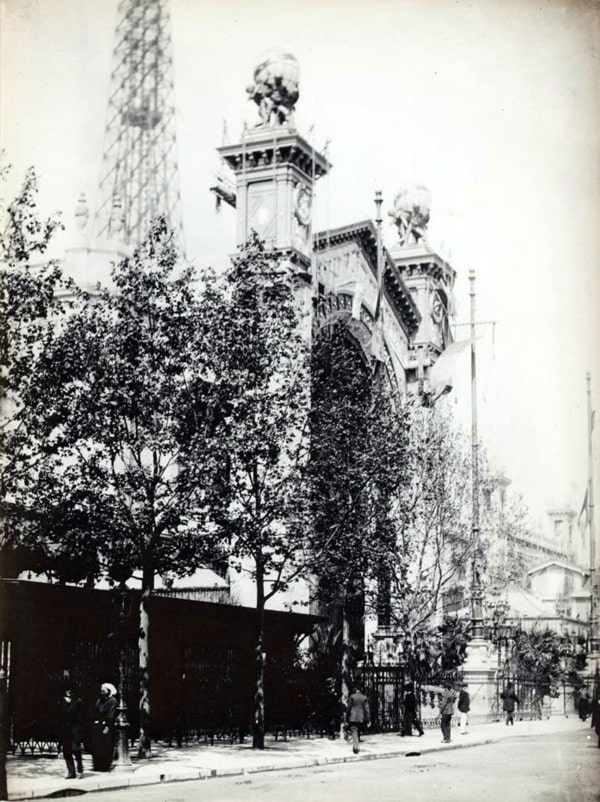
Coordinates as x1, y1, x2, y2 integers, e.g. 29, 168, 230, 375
352, 281, 364, 321
578, 488, 590, 529
427, 338, 473, 400
371, 308, 385, 362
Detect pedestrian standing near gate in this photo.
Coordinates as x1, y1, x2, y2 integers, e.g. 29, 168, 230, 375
439, 681, 456, 743
501, 683, 519, 726
59, 687, 85, 779
347, 685, 370, 754
458, 682, 470, 735
402, 684, 424, 737
92, 683, 118, 771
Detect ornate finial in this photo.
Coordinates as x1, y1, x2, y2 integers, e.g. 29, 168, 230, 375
246, 51, 299, 129
388, 184, 431, 247
108, 191, 125, 236
374, 190, 383, 224
74, 192, 90, 230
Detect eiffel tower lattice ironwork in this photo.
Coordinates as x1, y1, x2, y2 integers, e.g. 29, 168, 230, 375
93, 0, 184, 251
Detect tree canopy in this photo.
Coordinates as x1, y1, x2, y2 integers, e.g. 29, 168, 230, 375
187, 234, 312, 748
0, 166, 70, 572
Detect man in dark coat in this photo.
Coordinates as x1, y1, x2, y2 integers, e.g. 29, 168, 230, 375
402, 684, 424, 737
501, 683, 520, 726
458, 682, 470, 735
578, 692, 590, 721
59, 687, 85, 779
347, 685, 370, 754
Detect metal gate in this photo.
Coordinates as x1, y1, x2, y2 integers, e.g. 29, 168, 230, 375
361, 666, 405, 732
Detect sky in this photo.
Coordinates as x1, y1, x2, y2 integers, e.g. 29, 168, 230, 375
2, 0, 600, 534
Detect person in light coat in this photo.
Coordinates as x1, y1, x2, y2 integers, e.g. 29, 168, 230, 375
439, 682, 456, 743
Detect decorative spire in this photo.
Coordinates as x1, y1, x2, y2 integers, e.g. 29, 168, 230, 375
74, 192, 90, 231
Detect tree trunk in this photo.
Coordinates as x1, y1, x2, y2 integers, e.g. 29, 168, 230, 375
339, 600, 350, 739
0, 669, 7, 801
253, 557, 266, 749
138, 569, 154, 758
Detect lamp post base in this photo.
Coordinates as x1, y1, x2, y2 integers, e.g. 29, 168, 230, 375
113, 704, 132, 769
461, 638, 497, 721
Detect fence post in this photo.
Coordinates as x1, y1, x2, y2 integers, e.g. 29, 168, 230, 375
0, 668, 8, 801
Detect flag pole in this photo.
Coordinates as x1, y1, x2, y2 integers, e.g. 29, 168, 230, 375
371, 190, 384, 373
586, 372, 598, 655
374, 190, 383, 322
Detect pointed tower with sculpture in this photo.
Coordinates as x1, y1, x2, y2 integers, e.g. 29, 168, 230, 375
217, 52, 330, 327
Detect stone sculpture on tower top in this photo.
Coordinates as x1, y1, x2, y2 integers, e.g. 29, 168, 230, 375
246, 51, 299, 128
389, 185, 431, 247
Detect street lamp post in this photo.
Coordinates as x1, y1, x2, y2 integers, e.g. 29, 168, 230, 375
113, 584, 132, 769
469, 269, 484, 639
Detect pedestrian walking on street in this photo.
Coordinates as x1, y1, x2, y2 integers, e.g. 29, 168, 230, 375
439, 681, 456, 743
458, 682, 470, 735
501, 683, 519, 726
531, 690, 543, 720
578, 692, 590, 722
401, 684, 424, 737
91, 683, 118, 771
347, 685, 370, 754
59, 687, 85, 779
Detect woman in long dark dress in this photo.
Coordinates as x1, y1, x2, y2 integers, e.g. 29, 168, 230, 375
91, 683, 118, 771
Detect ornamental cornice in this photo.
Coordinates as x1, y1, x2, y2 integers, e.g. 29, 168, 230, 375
218, 132, 330, 180
313, 220, 421, 339
394, 254, 456, 287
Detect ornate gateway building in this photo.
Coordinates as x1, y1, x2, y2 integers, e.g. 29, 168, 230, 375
212, 53, 458, 638
216, 51, 456, 406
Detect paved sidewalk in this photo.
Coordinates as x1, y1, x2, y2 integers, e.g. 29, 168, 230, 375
5, 716, 589, 800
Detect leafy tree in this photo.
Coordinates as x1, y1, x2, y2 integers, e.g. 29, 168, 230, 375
23, 218, 220, 755
0, 164, 70, 576
510, 626, 567, 698
308, 322, 411, 721
402, 614, 471, 683
388, 401, 475, 644
191, 234, 312, 749
479, 465, 529, 597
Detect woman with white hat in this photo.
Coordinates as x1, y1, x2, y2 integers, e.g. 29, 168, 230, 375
92, 682, 118, 771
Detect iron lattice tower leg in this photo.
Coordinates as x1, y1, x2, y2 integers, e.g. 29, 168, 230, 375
94, 0, 184, 252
